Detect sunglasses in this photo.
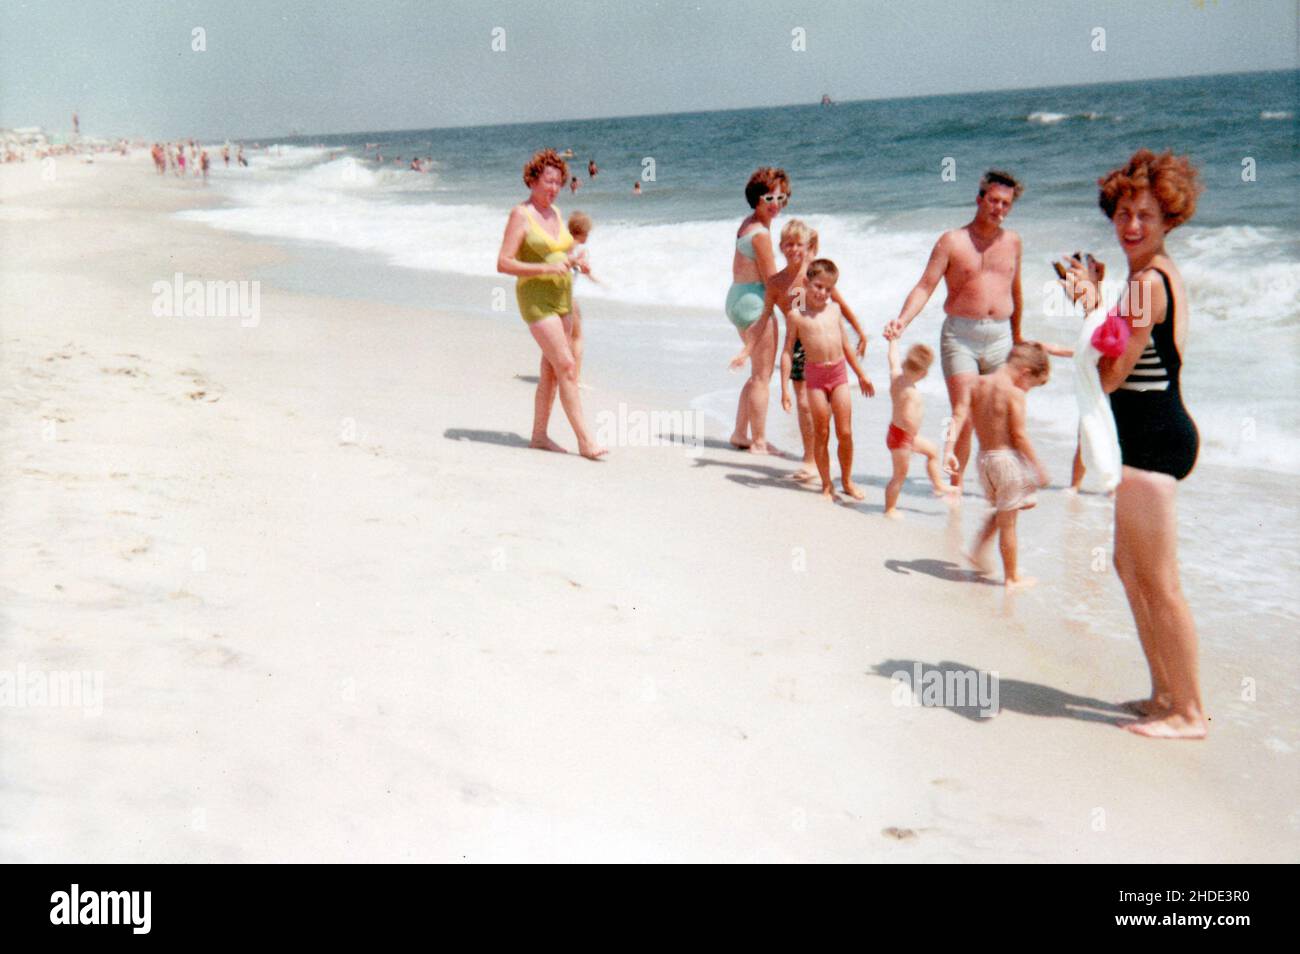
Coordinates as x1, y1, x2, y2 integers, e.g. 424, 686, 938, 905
761, 192, 789, 206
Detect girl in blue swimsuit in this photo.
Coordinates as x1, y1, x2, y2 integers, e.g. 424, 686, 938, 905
1065, 149, 1206, 740
726, 167, 789, 453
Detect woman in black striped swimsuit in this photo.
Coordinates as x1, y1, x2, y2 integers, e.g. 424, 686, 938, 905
1065, 149, 1207, 740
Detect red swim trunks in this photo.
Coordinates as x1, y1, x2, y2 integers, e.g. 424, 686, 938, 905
803, 358, 847, 396
886, 422, 913, 451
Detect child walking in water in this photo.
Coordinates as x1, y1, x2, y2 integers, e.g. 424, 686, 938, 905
780, 259, 874, 500
944, 342, 1051, 588
566, 212, 596, 386
730, 220, 867, 481
883, 339, 957, 518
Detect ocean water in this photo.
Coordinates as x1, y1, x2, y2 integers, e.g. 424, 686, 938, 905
177, 69, 1300, 667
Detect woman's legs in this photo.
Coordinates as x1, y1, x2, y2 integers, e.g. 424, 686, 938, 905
570, 299, 585, 385
1113, 466, 1205, 738
730, 325, 754, 448
1113, 476, 1169, 714
744, 317, 778, 454
529, 313, 607, 459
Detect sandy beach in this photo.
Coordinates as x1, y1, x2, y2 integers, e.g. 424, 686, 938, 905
1, 153, 1295, 863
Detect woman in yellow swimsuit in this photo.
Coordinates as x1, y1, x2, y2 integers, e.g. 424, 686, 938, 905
496, 149, 607, 460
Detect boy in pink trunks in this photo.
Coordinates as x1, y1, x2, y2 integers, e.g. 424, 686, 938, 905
884, 338, 957, 518
779, 259, 874, 501
944, 341, 1051, 588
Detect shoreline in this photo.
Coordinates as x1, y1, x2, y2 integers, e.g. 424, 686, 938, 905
1, 154, 1296, 862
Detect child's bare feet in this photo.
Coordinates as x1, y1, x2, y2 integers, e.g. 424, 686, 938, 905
1004, 575, 1037, 590
530, 436, 567, 453
821, 484, 840, 502
1121, 713, 1208, 740
747, 441, 784, 457
787, 463, 817, 481
842, 479, 865, 501
962, 546, 994, 574
932, 482, 958, 496
883, 508, 903, 520
729, 432, 751, 450
578, 441, 609, 460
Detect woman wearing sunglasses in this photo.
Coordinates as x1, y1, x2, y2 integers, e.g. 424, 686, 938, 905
726, 167, 790, 453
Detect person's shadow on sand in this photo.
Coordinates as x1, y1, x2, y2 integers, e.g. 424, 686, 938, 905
884, 557, 999, 586
444, 428, 530, 449
869, 659, 1132, 725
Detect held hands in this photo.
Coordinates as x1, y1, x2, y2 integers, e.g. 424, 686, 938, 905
943, 450, 960, 476
882, 319, 904, 341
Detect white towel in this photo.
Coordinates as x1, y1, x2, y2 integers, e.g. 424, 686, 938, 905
1073, 309, 1122, 492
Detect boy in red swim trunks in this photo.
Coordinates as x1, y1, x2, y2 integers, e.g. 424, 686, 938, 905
779, 259, 874, 500
884, 338, 957, 518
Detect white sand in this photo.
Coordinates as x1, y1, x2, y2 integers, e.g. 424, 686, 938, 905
0, 155, 1294, 862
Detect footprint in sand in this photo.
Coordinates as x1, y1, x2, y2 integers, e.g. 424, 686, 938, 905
115, 535, 152, 559
882, 826, 919, 841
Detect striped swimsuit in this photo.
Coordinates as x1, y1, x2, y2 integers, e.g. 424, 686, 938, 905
1108, 268, 1199, 480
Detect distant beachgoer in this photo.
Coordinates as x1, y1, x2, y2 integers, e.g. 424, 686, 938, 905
237, 145, 248, 167
569, 175, 580, 194
725, 167, 788, 454
778, 259, 873, 500
883, 170, 1026, 491
496, 149, 606, 460
1062, 149, 1205, 740
883, 339, 958, 518
567, 211, 597, 386
732, 220, 868, 480
200, 150, 210, 182
222, 144, 230, 167
632, 181, 641, 195
410, 157, 421, 171
587, 159, 598, 178
944, 342, 1051, 588
177, 148, 186, 176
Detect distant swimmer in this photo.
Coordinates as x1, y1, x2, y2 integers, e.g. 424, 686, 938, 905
222, 143, 229, 167
632, 181, 641, 195
883, 169, 1026, 491
588, 159, 598, 178
410, 157, 421, 171
237, 145, 248, 167
200, 149, 210, 183
569, 175, 581, 194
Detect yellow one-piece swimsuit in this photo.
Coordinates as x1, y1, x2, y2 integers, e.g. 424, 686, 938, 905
515, 206, 574, 324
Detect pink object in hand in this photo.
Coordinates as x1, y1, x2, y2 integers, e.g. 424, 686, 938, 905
1091, 307, 1130, 358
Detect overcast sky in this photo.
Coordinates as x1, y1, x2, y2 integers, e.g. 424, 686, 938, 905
2, 0, 1296, 139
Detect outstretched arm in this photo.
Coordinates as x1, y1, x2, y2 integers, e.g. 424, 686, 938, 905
887, 335, 902, 380
884, 234, 949, 339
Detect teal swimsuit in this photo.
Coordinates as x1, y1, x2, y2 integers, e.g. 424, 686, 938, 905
726, 227, 767, 331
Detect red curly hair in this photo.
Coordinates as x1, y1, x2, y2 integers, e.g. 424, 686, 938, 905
1098, 149, 1202, 229
523, 148, 569, 187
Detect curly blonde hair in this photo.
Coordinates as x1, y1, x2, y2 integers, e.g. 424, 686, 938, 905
1098, 149, 1202, 229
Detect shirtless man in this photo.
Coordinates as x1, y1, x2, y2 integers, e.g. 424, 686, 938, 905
883, 169, 1025, 490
